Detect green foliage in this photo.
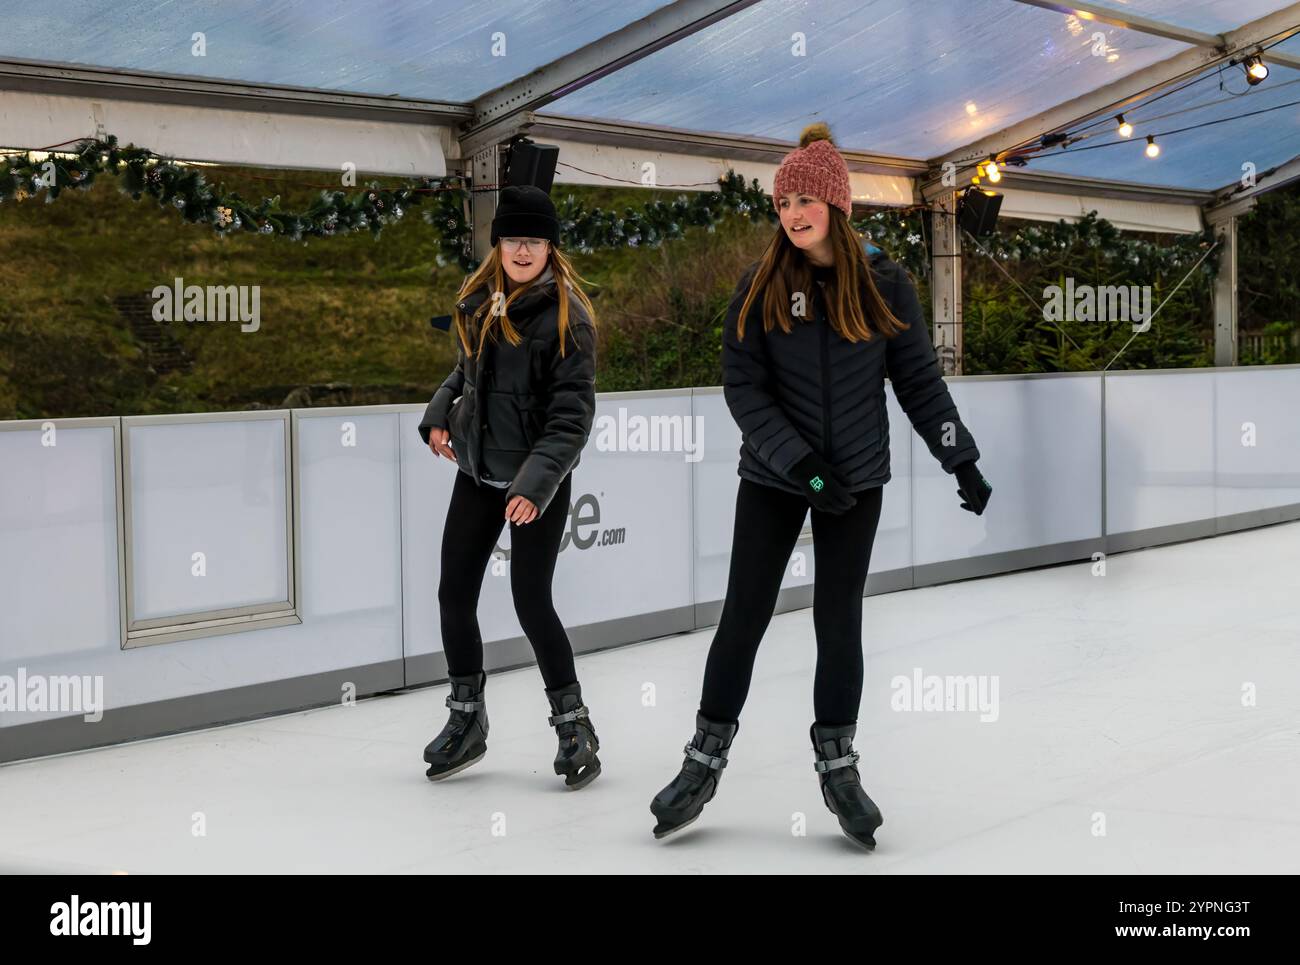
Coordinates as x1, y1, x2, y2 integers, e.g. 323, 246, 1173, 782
2, 148, 1296, 422
1, 135, 470, 268
592, 217, 771, 391
961, 212, 1218, 372
555, 170, 774, 255
1237, 187, 1300, 364
0, 158, 465, 419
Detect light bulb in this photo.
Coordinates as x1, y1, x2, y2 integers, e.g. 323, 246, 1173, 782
1116, 114, 1133, 138
1145, 135, 1160, 158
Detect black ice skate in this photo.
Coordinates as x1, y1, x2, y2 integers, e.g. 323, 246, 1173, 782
545, 682, 602, 790
649, 712, 738, 839
423, 671, 488, 781
810, 721, 882, 850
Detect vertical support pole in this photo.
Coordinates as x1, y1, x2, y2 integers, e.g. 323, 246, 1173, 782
1211, 214, 1238, 367
930, 191, 963, 375
470, 144, 506, 264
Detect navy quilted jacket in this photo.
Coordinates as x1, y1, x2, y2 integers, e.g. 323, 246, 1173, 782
722, 247, 980, 494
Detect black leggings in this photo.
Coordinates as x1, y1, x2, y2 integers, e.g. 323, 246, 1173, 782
700, 478, 884, 726
438, 469, 577, 690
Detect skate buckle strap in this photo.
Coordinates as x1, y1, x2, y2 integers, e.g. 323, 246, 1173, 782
547, 704, 589, 727
446, 695, 484, 712
813, 748, 860, 773
683, 743, 728, 770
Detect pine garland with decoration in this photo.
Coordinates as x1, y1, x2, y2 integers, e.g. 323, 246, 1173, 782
1, 135, 1216, 280
553, 170, 774, 255
0, 135, 470, 269
852, 206, 1218, 281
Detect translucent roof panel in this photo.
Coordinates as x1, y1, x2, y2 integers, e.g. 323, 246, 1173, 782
1272, 32, 1300, 57
1023, 62, 1300, 190
0, 0, 673, 101
1079, 0, 1297, 34
545, 0, 1192, 159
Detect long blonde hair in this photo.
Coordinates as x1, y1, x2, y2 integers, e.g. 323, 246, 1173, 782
737, 204, 908, 342
452, 244, 598, 359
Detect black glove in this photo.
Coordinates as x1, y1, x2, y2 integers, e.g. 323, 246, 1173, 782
791, 451, 856, 514
954, 460, 992, 515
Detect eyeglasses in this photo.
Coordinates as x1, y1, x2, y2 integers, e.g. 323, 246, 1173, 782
501, 238, 549, 252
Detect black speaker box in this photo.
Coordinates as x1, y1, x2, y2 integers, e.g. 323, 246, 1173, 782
957, 187, 1002, 238
505, 138, 559, 193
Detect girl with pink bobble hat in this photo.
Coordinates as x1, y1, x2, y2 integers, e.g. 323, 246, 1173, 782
649, 122, 993, 849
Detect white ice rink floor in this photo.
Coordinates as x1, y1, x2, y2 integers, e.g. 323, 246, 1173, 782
3, 521, 1299, 874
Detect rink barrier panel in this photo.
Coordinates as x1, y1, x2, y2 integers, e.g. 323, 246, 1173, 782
4, 365, 1300, 763
0, 658, 405, 764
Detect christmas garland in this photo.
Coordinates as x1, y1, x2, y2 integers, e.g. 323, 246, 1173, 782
553, 170, 773, 256
0, 135, 775, 273
855, 207, 1218, 281
0, 135, 470, 269
0, 135, 1215, 279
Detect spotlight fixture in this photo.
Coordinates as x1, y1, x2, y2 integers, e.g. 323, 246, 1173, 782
1243, 54, 1268, 85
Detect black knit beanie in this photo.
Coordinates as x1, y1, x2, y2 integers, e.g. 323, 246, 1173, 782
490, 185, 560, 246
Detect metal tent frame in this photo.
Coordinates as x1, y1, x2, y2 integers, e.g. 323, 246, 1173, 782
4, 0, 1300, 370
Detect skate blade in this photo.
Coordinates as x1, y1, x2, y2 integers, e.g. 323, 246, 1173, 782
563, 760, 602, 790
841, 828, 877, 851
652, 810, 700, 840
837, 817, 881, 851
425, 749, 486, 782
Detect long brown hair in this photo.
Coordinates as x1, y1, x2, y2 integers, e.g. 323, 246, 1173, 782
736, 206, 908, 342
452, 243, 598, 359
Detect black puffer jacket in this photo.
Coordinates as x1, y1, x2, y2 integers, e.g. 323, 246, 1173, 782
417, 266, 596, 517
723, 249, 979, 495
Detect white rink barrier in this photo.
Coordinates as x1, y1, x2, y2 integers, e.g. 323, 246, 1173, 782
3, 366, 1299, 760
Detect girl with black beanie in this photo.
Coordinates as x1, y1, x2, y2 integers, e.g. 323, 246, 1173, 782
417, 185, 602, 790
650, 123, 993, 847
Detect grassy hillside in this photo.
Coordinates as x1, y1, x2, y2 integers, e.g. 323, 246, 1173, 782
6, 161, 1289, 421
0, 164, 767, 420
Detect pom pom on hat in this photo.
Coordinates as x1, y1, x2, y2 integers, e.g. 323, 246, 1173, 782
799, 121, 834, 148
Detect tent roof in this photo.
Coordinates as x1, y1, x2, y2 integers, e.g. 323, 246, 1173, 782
0, 0, 675, 102
3, 0, 1299, 197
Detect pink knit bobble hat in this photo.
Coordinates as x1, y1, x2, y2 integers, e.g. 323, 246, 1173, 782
773, 122, 853, 217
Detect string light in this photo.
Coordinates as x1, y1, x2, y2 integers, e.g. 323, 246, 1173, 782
987, 92, 1300, 185
926, 39, 1300, 195
957, 39, 1291, 184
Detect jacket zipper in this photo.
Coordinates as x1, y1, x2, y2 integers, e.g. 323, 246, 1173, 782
819, 306, 832, 459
